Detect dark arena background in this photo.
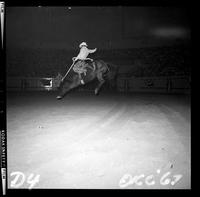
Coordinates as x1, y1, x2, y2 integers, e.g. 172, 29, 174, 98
5, 5, 191, 190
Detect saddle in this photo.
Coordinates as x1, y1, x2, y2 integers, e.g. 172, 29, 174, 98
73, 60, 96, 75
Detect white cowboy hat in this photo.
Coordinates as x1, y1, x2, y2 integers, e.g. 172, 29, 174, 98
79, 42, 88, 48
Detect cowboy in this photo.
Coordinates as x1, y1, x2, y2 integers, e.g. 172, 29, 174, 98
72, 42, 97, 84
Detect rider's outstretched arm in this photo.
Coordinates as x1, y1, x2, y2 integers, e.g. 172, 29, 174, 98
85, 57, 93, 61
88, 48, 97, 53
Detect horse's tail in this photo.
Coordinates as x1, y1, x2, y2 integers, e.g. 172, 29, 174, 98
105, 62, 119, 79
95, 60, 119, 80
103, 62, 119, 91
105, 62, 110, 73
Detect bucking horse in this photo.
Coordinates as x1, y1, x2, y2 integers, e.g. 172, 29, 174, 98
56, 59, 119, 99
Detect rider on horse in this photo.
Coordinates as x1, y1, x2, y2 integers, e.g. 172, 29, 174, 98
72, 42, 97, 84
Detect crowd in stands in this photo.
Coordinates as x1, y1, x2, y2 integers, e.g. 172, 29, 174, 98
6, 44, 191, 78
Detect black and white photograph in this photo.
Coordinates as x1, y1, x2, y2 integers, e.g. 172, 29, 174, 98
1, 1, 191, 193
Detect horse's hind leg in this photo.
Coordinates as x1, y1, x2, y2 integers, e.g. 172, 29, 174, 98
95, 73, 105, 95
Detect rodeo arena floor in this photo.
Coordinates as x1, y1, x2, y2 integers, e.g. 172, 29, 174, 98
6, 82, 191, 189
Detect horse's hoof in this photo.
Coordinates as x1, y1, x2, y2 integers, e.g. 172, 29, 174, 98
56, 96, 62, 100
94, 90, 99, 95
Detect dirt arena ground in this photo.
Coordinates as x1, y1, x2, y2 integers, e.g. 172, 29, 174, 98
6, 91, 191, 189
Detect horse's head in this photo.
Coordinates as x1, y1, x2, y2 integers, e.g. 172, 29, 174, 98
57, 72, 81, 97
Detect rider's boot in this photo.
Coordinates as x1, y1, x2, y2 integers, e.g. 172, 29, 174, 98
79, 73, 85, 85
80, 79, 85, 85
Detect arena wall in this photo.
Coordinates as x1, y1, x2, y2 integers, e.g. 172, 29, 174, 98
7, 76, 190, 94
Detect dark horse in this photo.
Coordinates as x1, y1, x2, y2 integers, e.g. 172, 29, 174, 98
56, 60, 118, 99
